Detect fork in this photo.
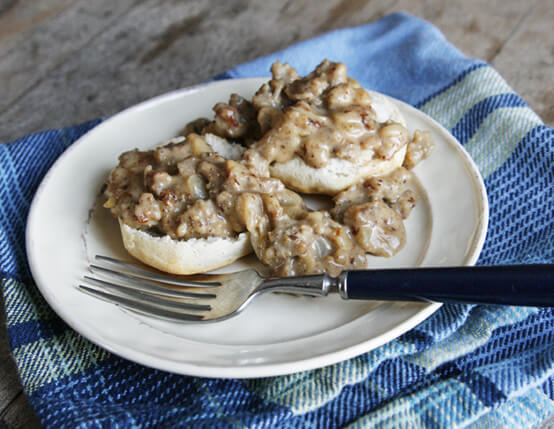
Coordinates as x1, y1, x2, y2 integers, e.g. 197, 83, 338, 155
79, 256, 554, 322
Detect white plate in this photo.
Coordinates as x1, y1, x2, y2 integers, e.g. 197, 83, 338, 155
26, 78, 488, 378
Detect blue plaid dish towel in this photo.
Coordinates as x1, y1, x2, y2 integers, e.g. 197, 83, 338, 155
1, 12, 553, 428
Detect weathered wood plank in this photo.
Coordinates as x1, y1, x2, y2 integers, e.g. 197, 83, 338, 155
491, 0, 554, 124
1, 0, 551, 143
0, 0, 74, 55
0, 0, 398, 142
0, 353, 22, 417
0, 392, 41, 429
389, 0, 537, 62
0, 0, 139, 113
0, 293, 28, 425
387, 0, 553, 126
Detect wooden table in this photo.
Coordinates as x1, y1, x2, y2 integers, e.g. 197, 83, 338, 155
1, 0, 552, 427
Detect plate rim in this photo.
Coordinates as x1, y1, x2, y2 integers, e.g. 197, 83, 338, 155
25, 77, 488, 378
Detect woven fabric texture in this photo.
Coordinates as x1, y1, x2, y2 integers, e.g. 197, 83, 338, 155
1, 12, 553, 428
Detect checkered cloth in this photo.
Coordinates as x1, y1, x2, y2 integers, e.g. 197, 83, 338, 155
1, 12, 553, 428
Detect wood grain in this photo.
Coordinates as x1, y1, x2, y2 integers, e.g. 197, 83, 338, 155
0, 0, 551, 143
0, 0, 395, 141
389, 0, 539, 61
0, 292, 40, 429
491, 0, 554, 124
0, 0, 139, 113
0, 0, 73, 52
0, 1, 552, 427
0, 305, 20, 409
0, 392, 42, 429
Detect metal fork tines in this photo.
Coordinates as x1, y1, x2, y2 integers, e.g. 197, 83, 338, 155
79, 256, 227, 322
79, 255, 332, 323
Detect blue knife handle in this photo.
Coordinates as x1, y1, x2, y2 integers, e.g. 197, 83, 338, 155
345, 265, 554, 306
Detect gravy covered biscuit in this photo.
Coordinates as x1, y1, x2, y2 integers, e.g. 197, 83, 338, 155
186, 60, 426, 195
103, 134, 257, 274
105, 60, 434, 277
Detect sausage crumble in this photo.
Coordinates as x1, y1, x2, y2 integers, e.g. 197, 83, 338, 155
105, 61, 434, 277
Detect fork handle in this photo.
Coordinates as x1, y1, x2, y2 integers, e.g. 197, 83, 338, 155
342, 264, 554, 306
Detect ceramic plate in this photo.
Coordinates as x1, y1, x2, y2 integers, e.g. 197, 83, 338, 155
26, 78, 488, 378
